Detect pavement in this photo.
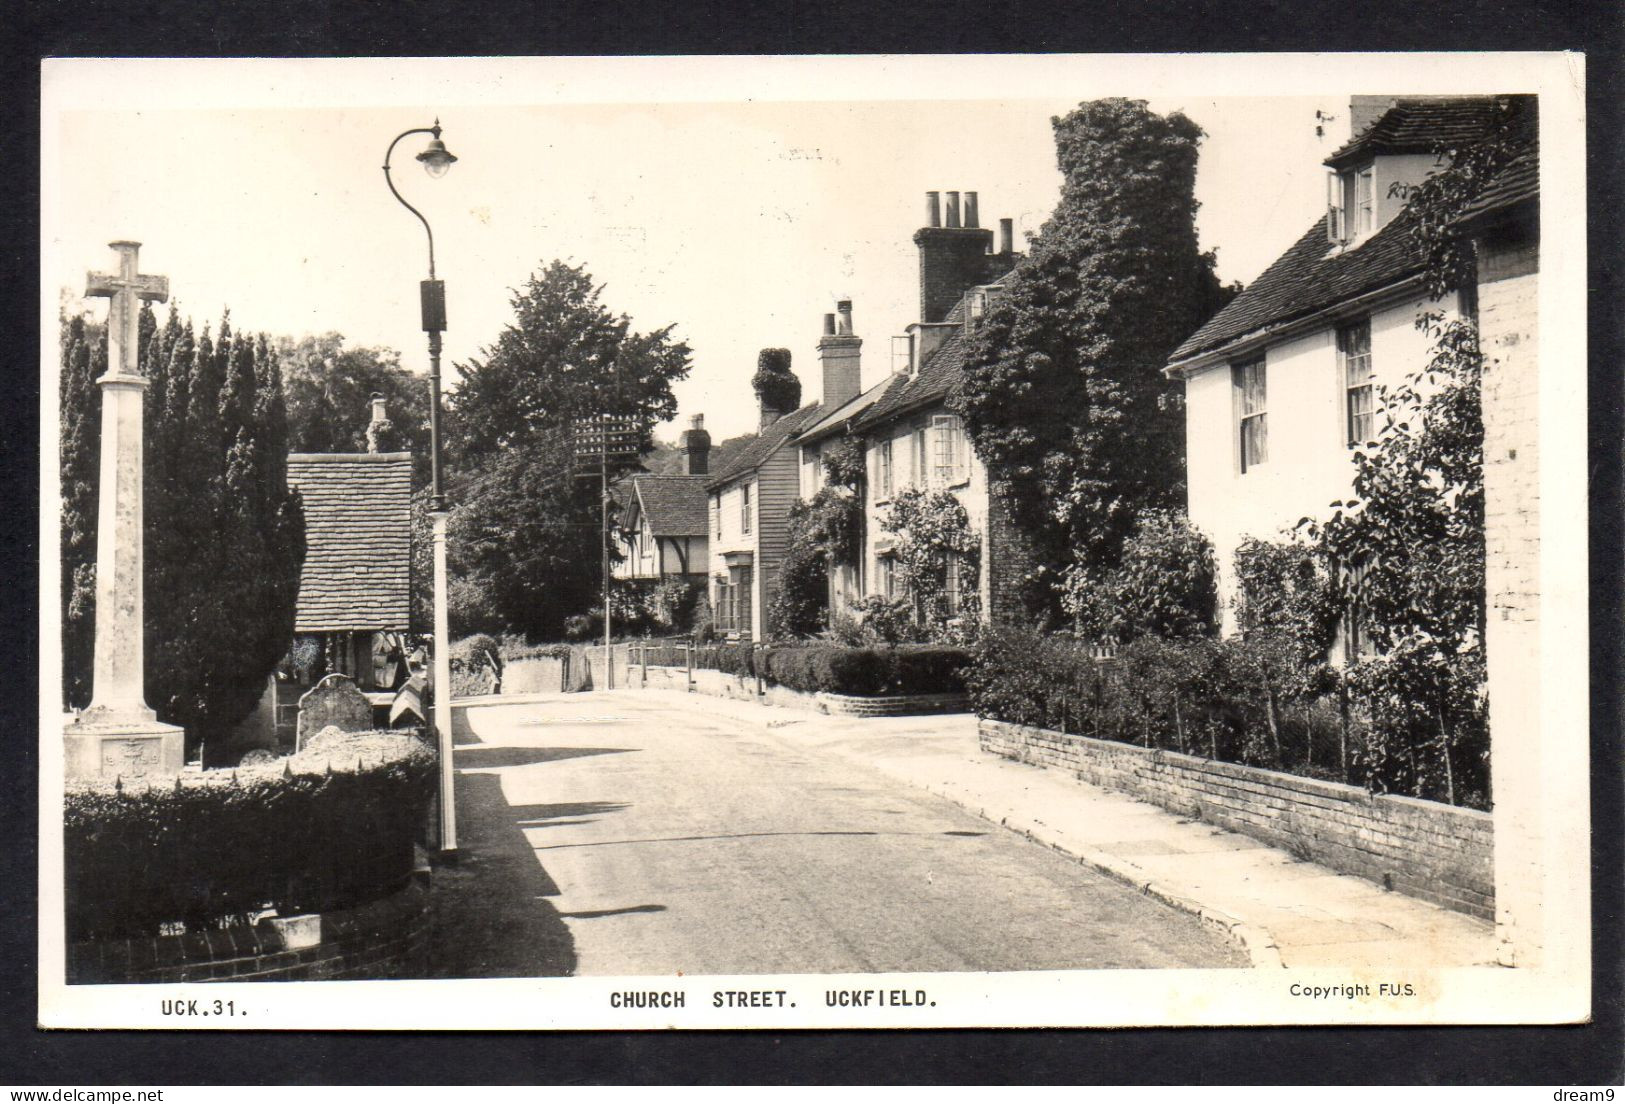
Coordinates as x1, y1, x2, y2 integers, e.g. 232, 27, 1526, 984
615, 688, 1498, 970
433, 690, 1248, 977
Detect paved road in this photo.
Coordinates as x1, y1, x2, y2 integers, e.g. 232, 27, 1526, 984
429, 692, 1246, 977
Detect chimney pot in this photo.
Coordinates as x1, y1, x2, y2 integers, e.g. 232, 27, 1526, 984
964, 192, 979, 229
823, 312, 836, 336
945, 191, 961, 228
999, 218, 1014, 254
925, 191, 941, 228
836, 299, 853, 335
367, 392, 388, 453
689, 414, 704, 430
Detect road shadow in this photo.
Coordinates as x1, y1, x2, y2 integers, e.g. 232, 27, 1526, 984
453, 745, 635, 770
427, 771, 582, 979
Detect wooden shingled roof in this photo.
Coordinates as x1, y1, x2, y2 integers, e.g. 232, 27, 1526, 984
287, 452, 413, 633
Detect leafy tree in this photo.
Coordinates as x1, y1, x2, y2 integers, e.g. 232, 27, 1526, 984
750, 348, 800, 416
61, 304, 305, 758
446, 261, 691, 639
277, 333, 430, 479
1063, 510, 1218, 644
957, 99, 1231, 620
1303, 315, 1487, 803
1398, 94, 1535, 299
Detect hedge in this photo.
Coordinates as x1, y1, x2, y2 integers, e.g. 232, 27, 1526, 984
635, 641, 969, 697
966, 626, 1487, 809
64, 732, 436, 942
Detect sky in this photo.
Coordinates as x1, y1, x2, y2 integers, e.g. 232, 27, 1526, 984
43, 60, 1430, 442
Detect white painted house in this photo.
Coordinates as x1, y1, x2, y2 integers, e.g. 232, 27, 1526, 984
1165, 97, 1500, 630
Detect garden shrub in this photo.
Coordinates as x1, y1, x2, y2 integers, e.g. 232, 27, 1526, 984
64, 732, 435, 942
671, 641, 970, 697
1061, 510, 1218, 643
968, 624, 1483, 806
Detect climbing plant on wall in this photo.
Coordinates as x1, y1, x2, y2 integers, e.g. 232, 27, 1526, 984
767, 438, 865, 640
880, 487, 981, 637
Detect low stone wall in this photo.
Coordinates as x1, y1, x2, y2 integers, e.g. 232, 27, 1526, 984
503, 656, 568, 695
68, 880, 431, 984
980, 718, 1493, 920
633, 663, 968, 717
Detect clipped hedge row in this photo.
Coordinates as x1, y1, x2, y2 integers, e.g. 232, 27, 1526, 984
644, 642, 969, 697
65, 733, 436, 942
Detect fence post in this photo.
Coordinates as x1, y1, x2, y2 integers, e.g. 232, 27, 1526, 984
642, 638, 649, 687
754, 642, 764, 703
686, 640, 694, 692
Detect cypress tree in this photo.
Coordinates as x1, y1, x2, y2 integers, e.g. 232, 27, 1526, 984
59, 313, 102, 708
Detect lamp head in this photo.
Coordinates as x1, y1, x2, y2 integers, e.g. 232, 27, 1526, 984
417, 124, 458, 179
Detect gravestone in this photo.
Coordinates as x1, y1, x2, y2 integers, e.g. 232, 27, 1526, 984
296, 674, 374, 750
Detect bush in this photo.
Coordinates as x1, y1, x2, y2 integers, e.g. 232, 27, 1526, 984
968, 625, 1483, 806
745, 643, 969, 696
1061, 510, 1218, 643
64, 733, 435, 941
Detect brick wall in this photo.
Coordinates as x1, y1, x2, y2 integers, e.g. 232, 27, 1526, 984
1476, 213, 1543, 962
68, 880, 431, 984
983, 481, 1039, 625
980, 718, 1493, 919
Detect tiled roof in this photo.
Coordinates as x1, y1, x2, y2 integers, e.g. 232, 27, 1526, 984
1325, 97, 1502, 169
630, 474, 711, 536
287, 453, 413, 633
852, 297, 980, 431
704, 402, 824, 491
1459, 142, 1539, 222
795, 374, 893, 443
1168, 211, 1430, 366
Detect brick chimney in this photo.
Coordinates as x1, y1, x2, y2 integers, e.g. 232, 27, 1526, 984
366, 392, 390, 453
1348, 96, 1398, 142
680, 413, 711, 475
818, 300, 863, 407
914, 188, 996, 324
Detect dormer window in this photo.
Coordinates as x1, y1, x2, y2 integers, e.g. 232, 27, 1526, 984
1328, 163, 1376, 245
968, 289, 988, 327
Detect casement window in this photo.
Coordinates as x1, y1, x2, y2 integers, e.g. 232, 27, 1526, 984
967, 289, 988, 329
1327, 164, 1376, 244
803, 448, 821, 496
876, 439, 894, 498
877, 555, 898, 601
1234, 357, 1268, 473
716, 579, 732, 632
932, 414, 969, 486
1339, 319, 1376, 447
740, 482, 752, 534
912, 425, 930, 487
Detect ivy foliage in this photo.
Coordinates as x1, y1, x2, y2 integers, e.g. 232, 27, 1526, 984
1062, 510, 1218, 645
767, 438, 864, 640
956, 99, 1231, 618
751, 347, 801, 416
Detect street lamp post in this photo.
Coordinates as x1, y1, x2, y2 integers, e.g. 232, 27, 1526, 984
384, 119, 459, 856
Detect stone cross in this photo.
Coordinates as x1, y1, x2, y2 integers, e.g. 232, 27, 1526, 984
80, 242, 167, 724
87, 240, 169, 381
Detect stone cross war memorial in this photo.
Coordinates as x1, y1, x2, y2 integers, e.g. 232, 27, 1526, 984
38, 55, 1590, 1031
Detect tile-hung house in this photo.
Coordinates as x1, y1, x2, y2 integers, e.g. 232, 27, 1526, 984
705, 386, 822, 640
1164, 97, 1501, 635
613, 415, 713, 584
230, 395, 414, 754
833, 189, 1022, 623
